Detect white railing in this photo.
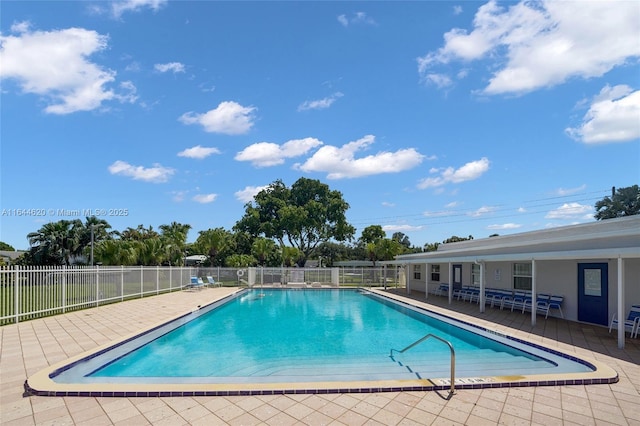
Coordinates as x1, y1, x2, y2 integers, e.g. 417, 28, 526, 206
0, 266, 199, 325
0, 265, 400, 325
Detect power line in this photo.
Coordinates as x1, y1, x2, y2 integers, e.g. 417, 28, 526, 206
349, 188, 609, 228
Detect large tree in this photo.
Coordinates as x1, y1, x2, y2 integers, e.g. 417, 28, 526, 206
235, 178, 355, 266
594, 185, 640, 220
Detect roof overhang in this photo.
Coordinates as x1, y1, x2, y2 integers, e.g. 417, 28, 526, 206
383, 247, 640, 266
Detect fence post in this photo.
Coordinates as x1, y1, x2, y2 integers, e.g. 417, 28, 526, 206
62, 265, 67, 314
156, 266, 160, 295
140, 267, 143, 298
169, 265, 172, 291
121, 266, 124, 302
14, 266, 20, 324
96, 264, 100, 307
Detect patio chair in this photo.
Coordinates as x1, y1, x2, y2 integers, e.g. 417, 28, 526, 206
609, 305, 640, 338
206, 276, 221, 287
536, 295, 564, 319
522, 293, 550, 313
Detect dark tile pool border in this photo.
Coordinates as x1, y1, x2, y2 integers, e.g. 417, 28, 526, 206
24, 376, 617, 398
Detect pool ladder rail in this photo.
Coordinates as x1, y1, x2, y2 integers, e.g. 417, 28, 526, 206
389, 333, 456, 398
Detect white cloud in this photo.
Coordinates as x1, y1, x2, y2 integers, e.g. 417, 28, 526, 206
179, 101, 256, 135
554, 184, 586, 196
468, 206, 497, 217
381, 201, 395, 208
177, 145, 221, 159
423, 73, 453, 89
171, 190, 187, 202
298, 92, 344, 111
111, 0, 167, 18
337, 12, 376, 27
235, 185, 268, 203
192, 193, 217, 204
418, 1, 640, 95
235, 137, 323, 167
453, 5, 463, 16
0, 25, 136, 114
108, 160, 174, 183
383, 224, 423, 232
154, 62, 185, 73
417, 157, 490, 189
566, 85, 640, 144
487, 223, 522, 230
545, 203, 593, 220
296, 135, 424, 179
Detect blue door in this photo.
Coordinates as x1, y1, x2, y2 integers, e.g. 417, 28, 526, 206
578, 263, 608, 326
452, 264, 463, 292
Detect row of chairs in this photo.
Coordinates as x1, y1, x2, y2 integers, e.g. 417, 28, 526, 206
185, 276, 220, 290
433, 285, 564, 319
434, 284, 639, 338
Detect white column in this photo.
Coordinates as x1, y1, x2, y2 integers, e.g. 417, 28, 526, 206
479, 262, 485, 313
617, 256, 625, 349
448, 262, 452, 304
404, 265, 410, 294
424, 262, 429, 300
531, 259, 537, 326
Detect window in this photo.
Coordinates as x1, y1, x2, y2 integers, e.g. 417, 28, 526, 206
513, 263, 532, 290
471, 263, 481, 285
413, 265, 421, 280
431, 264, 440, 281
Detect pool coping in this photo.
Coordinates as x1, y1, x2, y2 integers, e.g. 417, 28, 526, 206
24, 287, 618, 397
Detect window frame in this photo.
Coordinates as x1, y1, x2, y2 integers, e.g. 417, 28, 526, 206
430, 264, 440, 282
513, 262, 532, 290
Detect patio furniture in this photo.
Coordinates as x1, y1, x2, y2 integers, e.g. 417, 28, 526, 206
609, 305, 640, 338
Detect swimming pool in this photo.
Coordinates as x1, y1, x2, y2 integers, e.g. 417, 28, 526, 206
26, 288, 618, 397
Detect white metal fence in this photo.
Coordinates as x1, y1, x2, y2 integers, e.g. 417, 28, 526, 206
0, 265, 399, 325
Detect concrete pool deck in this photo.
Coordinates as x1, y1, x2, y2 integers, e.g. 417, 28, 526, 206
2, 287, 639, 425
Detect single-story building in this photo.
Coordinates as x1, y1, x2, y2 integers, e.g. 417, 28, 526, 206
386, 215, 640, 349
0, 250, 25, 265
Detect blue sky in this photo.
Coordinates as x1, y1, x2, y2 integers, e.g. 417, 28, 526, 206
1, 0, 639, 251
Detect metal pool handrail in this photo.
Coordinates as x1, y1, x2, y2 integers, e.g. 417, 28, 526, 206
390, 333, 456, 397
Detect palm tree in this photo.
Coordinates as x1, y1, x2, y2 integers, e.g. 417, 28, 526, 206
251, 237, 279, 266
27, 220, 85, 265
94, 240, 137, 265
159, 222, 192, 266
135, 238, 166, 266
281, 246, 301, 267
195, 228, 231, 266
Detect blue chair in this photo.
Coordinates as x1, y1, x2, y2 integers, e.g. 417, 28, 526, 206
536, 295, 564, 319
207, 276, 220, 287
185, 276, 204, 291
609, 305, 640, 338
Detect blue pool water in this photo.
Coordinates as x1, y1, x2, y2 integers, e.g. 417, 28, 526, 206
53, 289, 592, 384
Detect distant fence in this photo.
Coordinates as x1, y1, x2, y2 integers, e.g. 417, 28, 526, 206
0, 265, 400, 325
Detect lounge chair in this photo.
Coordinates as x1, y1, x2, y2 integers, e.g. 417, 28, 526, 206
206, 276, 220, 287
184, 276, 200, 291
609, 305, 640, 338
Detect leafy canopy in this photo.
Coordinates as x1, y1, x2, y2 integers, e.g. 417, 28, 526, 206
234, 177, 355, 266
594, 185, 640, 220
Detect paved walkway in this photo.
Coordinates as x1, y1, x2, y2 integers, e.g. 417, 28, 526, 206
1, 288, 638, 425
